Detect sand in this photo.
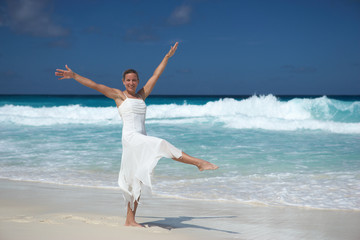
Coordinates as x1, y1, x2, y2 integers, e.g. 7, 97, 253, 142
0, 179, 359, 240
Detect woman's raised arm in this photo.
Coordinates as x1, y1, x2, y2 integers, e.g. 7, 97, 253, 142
138, 42, 178, 100
55, 65, 123, 100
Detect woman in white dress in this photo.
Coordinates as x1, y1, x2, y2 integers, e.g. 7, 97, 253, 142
55, 42, 218, 227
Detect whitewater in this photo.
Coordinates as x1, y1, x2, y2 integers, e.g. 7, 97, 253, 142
0, 95, 359, 210
1, 95, 359, 133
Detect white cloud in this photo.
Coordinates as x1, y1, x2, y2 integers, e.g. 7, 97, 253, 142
168, 5, 192, 26
123, 25, 159, 42
4, 0, 69, 37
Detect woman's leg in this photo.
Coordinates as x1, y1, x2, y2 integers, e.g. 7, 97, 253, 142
125, 199, 143, 227
173, 152, 218, 171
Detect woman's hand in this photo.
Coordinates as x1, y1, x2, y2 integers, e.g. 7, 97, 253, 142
166, 42, 179, 58
55, 65, 75, 80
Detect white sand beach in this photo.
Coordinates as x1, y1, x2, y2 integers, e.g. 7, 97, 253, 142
1, 179, 359, 240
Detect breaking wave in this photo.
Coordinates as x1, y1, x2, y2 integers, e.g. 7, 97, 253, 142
1, 95, 359, 134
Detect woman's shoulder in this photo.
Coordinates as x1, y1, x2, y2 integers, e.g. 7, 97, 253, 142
114, 90, 127, 107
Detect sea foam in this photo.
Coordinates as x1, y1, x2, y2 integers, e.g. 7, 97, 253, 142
1, 95, 359, 134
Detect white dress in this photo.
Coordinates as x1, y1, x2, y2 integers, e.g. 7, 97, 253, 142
117, 94, 182, 210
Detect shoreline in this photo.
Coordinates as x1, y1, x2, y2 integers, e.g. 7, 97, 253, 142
1, 179, 360, 240
3, 178, 359, 212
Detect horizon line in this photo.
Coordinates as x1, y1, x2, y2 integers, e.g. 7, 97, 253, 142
1, 94, 359, 97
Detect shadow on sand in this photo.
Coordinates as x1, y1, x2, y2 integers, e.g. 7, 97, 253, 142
140, 215, 239, 234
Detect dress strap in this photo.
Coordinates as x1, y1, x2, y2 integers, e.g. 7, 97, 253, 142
123, 92, 144, 100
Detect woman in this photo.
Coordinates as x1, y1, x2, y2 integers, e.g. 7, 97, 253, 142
55, 42, 218, 227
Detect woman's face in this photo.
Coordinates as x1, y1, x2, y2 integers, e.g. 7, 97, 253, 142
123, 73, 139, 92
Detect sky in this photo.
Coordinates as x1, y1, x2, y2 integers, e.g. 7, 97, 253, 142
0, 0, 359, 95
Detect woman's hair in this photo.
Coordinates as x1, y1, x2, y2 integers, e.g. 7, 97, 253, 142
122, 69, 139, 81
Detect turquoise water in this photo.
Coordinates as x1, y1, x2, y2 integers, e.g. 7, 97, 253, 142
0, 95, 359, 210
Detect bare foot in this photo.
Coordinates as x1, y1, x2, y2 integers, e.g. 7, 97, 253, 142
198, 161, 219, 171
124, 221, 144, 227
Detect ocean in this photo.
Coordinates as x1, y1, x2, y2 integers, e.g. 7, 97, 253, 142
0, 95, 359, 210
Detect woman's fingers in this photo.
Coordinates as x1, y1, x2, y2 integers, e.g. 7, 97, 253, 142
171, 42, 178, 52
167, 42, 178, 57
55, 68, 68, 80
55, 65, 73, 80
65, 64, 72, 72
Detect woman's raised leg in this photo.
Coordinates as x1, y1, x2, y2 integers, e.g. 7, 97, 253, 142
173, 152, 218, 171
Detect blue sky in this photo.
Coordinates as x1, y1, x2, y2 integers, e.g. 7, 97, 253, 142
0, 0, 359, 95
